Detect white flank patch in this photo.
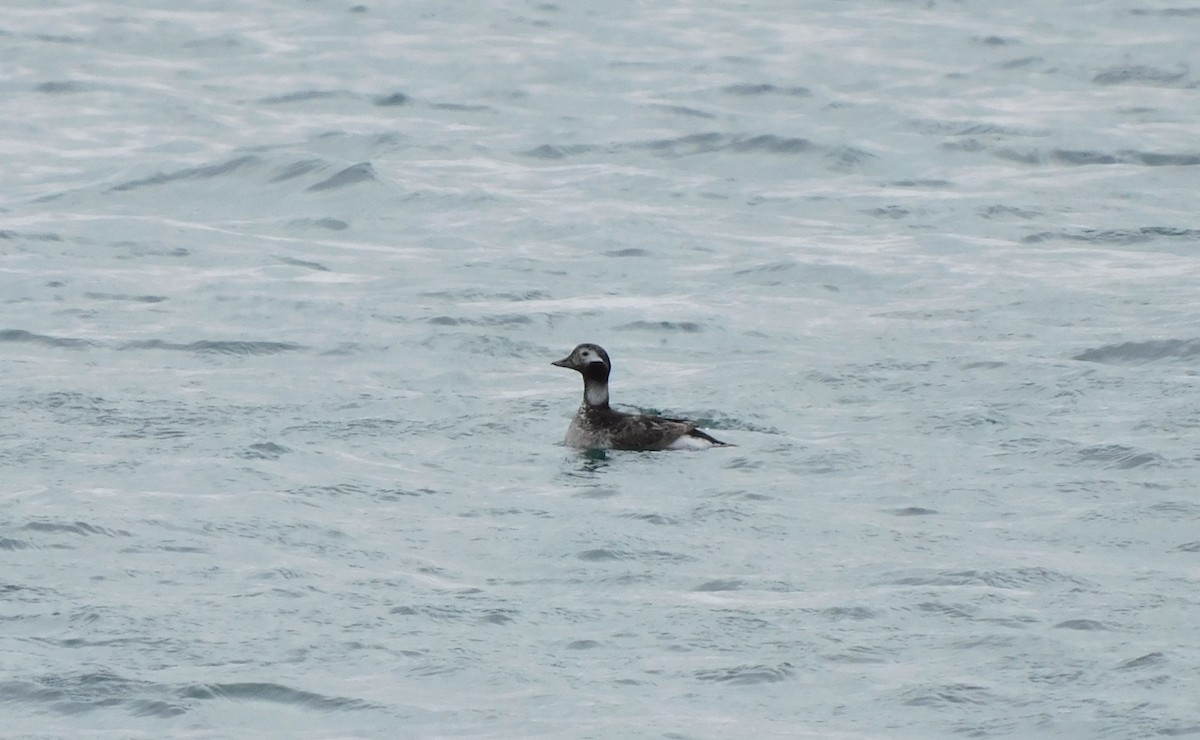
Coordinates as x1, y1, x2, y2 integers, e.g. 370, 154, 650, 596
667, 434, 716, 450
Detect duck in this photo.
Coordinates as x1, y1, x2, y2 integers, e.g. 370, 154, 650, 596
552, 343, 731, 451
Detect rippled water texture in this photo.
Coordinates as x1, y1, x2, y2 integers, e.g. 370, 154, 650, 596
3, 1, 1199, 737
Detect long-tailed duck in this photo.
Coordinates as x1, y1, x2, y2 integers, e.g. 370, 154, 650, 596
552, 343, 731, 451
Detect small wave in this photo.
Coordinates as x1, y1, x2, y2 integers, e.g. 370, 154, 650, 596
288, 483, 367, 498
239, 442, 291, 460
373, 91, 409, 106
129, 699, 188, 718
0, 329, 94, 348
613, 320, 704, 332
1137, 152, 1200, 166
430, 102, 494, 112
653, 103, 716, 119
306, 162, 378, 191
721, 83, 810, 97
286, 218, 348, 232
519, 143, 596, 159
1055, 149, 1122, 165
110, 155, 260, 192
426, 314, 534, 327
575, 548, 694, 564
181, 682, 378, 711
572, 485, 618, 498
1054, 619, 1109, 631
0, 229, 63, 242
270, 159, 326, 182
990, 148, 1200, 167
1093, 65, 1189, 86
83, 292, 167, 303
901, 683, 994, 707
1024, 227, 1200, 245
977, 204, 1040, 219
122, 339, 305, 355
0, 670, 179, 716
479, 609, 517, 625
1074, 338, 1200, 364
259, 89, 345, 104
280, 417, 407, 440
885, 567, 1089, 589
1129, 7, 1200, 15
639, 132, 812, 155
576, 548, 622, 561
1055, 150, 1200, 167
521, 132, 816, 160
825, 646, 889, 664
620, 512, 679, 526
911, 119, 1044, 137
729, 256, 806, 285
1116, 652, 1167, 670
695, 662, 794, 685
867, 205, 910, 219
999, 55, 1044, 69
391, 604, 467, 620
390, 603, 518, 626
32, 33, 83, 43
692, 578, 744, 592
993, 147, 1040, 164
1075, 444, 1162, 469
35, 80, 95, 94
820, 606, 878, 621
418, 288, 550, 301
23, 520, 130, 537
276, 255, 332, 270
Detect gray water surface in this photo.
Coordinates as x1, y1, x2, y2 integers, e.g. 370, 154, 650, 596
3, 1, 1199, 737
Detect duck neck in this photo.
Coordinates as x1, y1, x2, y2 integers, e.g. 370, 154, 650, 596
583, 379, 610, 408
580, 361, 611, 408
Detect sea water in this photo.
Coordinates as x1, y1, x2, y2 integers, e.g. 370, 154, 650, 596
2, 1, 1199, 737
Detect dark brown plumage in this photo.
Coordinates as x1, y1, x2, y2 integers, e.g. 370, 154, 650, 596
552, 343, 730, 451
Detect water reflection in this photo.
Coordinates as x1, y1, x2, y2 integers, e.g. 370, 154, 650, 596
562, 448, 610, 479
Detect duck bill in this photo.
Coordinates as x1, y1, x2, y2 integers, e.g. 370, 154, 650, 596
551, 357, 573, 368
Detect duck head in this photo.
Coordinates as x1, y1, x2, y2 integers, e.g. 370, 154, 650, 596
552, 343, 611, 384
